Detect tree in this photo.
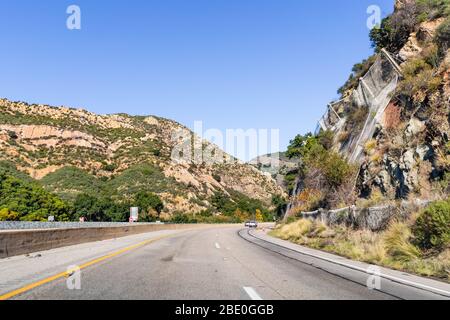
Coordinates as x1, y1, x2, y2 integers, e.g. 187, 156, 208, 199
255, 209, 264, 222
272, 195, 287, 218
0, 171, 73, 221
317, 130, 334, 151
369, 2, 417, 53
135, 191, 164, 221
211, 191, 236, 215
286, 133, 316, 159
73, 194, 106, 222
0, 208, 19, 221
73, 193, 131, 222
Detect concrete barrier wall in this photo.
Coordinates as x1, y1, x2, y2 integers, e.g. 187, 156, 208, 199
0, 224, 211, 259
298, 200, 431, 232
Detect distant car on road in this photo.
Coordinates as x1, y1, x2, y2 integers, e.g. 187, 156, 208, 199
245, 221, 258, 228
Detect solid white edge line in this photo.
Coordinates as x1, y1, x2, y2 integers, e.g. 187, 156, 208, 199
248, 229, 450, 297
243, 287, 263, 300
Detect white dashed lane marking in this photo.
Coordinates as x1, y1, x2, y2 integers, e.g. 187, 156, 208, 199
243, 287, 263, 300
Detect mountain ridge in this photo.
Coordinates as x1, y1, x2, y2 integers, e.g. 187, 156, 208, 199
0, 98, 285, 221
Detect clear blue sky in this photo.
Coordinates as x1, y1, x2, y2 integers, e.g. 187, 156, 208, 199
0, 0, 394, 160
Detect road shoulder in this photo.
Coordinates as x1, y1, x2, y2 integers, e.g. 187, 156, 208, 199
239, 228, 450, 300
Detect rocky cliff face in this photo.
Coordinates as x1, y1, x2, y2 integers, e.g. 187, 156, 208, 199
356, 22, 449, 204
286, 0, 449, 214
0, 98, 284, 217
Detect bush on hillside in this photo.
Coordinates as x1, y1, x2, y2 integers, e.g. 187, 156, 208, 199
416, 0, 450, 21
210, 190, 271, 221
436, 16, 450, 54
370, 2, 417, 53
305, 143, 354, 189
0, 172, 73, 221
135, 191, 164, 221
73, 193, 130, 222
293, 188, 324, 213
286, 133, 317, 159
272, 195, 288, 218
412, 199, 450, 251
346, 106, 369, 132
338, 56, 377, 96
40, 166, 103, 201
0, 208, 19, 221
398, 57, 442, 102
286, 131, 355, 208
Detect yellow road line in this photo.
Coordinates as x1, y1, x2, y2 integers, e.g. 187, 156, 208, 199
0, 234, 170, 300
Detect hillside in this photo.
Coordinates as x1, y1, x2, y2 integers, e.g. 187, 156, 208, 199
0, 99, 284, 222
285, 0, 449, 214
249, 152, 299, 192
276, 0, 450, 281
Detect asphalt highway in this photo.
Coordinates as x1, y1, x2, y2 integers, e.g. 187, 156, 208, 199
0, 225, 448, 300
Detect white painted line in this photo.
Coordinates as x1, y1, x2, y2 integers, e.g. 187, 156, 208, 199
243, 287, 263, 300
215, 242, 221, 249
248, 229, 450, 298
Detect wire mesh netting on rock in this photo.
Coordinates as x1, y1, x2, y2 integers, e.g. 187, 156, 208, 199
317, 52, 399, 164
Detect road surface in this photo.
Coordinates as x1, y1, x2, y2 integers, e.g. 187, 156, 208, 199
0, 225, 448, 300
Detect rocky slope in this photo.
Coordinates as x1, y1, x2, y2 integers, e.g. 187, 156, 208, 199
286, 0, 449, 214
249, 152, 299, 190
354, 1, 449, 204
0, 98, 284, 218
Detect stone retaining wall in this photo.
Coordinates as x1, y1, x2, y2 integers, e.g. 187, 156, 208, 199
298, 200, 431, 231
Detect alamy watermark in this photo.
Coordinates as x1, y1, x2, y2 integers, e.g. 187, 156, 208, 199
367, 5, 382, 30
366, 266, 382, 291
66, 265, 81, 290
171, 121, 280, 171
66, 5, 81, 30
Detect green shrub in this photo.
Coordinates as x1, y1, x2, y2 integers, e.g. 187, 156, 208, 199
272, 195, 288, 218
170, 214, 191, 224
0, 171, 73, 221
317, 130, 335, 150
0, 208, 19, 221
0, 161, 34, 182
40, 166, 103, 201
338, 56, 377, 95
413, 199, 450, 251
436, 16, 450, 54
369, 3, 417, 53
286, 133, 317, 159
102, 163, 117, 172
135, 191, 164, 221
398, 58, 442, 102
73, 193, 130, 222
417, 0, 450, 21
305, 144, 354, 188
284, 171, 299, 194
346, 107, 369, 132
210, 190, 270, 221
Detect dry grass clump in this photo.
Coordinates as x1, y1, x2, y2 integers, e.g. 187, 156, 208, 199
356, 189, 385, 208
271, 215, 450, 281
383, 221, 421, 262
271, 219, 330, 244
364, 139, 377, 155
